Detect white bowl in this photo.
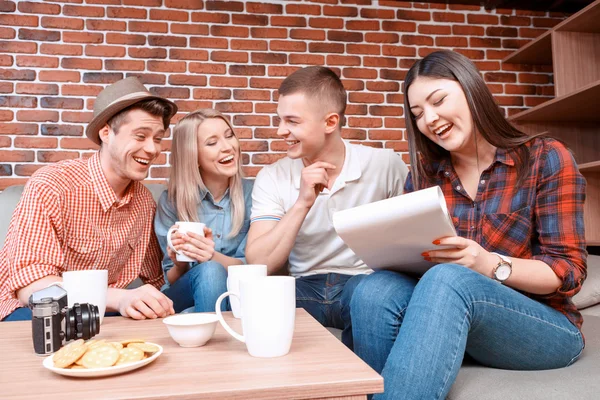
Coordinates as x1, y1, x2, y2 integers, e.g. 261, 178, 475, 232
163, 313, 219, 347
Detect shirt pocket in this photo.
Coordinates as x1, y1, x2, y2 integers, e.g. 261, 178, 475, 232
66, 235, 104, 268
481, 206, 533, 257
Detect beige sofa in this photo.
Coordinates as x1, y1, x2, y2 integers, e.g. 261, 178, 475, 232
1, 184, 599, 399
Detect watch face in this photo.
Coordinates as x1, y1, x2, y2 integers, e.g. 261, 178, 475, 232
495, 265, 511, 281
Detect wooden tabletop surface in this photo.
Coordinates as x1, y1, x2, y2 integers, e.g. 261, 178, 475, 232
0, 308, 383, 400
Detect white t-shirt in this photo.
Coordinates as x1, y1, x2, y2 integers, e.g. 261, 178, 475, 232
251, 142, 409, 277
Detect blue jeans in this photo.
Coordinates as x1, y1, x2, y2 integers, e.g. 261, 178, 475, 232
3, 307, 121, 321
296, 273, 367, 350
351, 264, 584, 400
162, 260, 230, 313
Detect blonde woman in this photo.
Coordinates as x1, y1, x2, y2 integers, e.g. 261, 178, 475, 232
155, 109, 253, 313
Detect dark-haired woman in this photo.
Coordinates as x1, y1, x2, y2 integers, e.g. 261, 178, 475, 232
351, 50, 587, 399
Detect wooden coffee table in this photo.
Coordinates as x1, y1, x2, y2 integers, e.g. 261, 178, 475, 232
0, 308, 383, 399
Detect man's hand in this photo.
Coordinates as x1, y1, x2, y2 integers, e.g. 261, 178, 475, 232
297, 161, 336, 209
168, 225, 215, 264
115, 284, 175, 320
423, 236, 496, 277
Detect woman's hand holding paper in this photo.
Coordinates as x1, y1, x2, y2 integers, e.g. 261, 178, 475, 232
423, 237, 496, 277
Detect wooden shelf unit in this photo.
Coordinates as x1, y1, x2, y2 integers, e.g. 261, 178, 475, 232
504, 0, 600, 245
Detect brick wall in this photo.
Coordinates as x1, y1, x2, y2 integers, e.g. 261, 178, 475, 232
0, 0, 568, 190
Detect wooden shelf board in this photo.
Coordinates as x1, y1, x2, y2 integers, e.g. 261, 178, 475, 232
509, 80, 600, 122
588, 241, 600, 246
579, 161, 600, 173
502, 31, 552, 65
555, 0, 600, 33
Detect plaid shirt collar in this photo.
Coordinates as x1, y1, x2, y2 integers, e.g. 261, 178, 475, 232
435, 146, 516, 177
89, 153, 134, 212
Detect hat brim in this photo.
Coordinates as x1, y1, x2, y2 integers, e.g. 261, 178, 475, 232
85, 93, 177, 145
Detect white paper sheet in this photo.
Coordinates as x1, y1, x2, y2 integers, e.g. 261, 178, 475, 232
332, 186, 457, 274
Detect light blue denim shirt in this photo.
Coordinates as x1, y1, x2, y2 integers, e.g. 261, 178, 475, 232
154, 179, 254, 290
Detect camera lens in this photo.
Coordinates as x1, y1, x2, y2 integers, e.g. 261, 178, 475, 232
65, 303, 100, 341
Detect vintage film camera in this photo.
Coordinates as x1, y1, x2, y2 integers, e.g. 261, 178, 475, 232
28, 285, 100, 355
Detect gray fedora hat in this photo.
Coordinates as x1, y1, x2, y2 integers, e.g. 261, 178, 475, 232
85, 77, 178, 145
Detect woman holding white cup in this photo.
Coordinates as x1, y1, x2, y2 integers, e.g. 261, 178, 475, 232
155, 109, 253, 313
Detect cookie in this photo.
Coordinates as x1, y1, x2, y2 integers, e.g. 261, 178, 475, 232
115, 347, 144, 365
128, 342, 160, 354
120, 339, 144, 345
53, 341, 87, 369
81, 345, 120, 369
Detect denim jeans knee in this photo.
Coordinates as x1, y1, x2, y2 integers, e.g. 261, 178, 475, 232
188, 260, 228, 313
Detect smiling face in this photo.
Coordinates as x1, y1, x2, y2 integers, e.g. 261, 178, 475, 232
276, 92, 330, 161
407, 77, 476, 154
196, 117, 240, 184
99, 108, 165, 188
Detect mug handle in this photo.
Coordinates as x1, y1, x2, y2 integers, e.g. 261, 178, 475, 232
215, 292, 245, 343
166, 226, 181, 256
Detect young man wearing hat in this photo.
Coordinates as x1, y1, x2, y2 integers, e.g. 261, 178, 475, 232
0, 77, 178, 322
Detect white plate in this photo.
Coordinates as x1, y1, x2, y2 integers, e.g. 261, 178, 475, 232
42, 343, 163, 378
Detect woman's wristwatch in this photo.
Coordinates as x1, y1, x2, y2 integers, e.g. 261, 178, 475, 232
490, 252, 512, 283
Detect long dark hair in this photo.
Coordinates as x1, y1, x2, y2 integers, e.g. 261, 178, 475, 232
403, 50, 540, 189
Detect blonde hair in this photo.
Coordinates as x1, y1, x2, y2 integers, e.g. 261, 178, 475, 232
168, 108, 246, 238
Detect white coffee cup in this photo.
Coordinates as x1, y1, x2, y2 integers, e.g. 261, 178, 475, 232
215, 276, 296, 358
167, 221, 206, 263
226, 264, 267, 318
62, 270, 108, 325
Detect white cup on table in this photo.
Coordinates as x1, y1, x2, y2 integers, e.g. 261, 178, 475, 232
167, 221, 206, 263
61, 270, 108, 324
215, 276, 296, 358
226, 264, 267, 319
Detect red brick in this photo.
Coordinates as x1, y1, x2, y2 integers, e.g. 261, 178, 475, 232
0, 1, 15, 12
342, 80, 365, 91
500, 15, 531, 26
419, 24, 452, 35
0, 14, 38, 27
168, 75, 206, 87
433, 12, 464, 23
86, 19, 126, 31
453, 26, 485, 36
396, 9, 431, 21
326, 55, 361, 66
0, 82, 13, 93
0, 41, 37, 54
148, 36, 187, 48
485, 72, 516, 83
14, 137, 57, 148
0, 110, 12, 121
16, 83, 58, 95
401, 35, 433, 46
193, 88, 231, 99
328, 30, 363, 43
251, 28, 288, 39
83, 72, 124, 84
0, 178, 29, 190
309, 42, 344, 54
233, 89, 269, 101
41, 124, 83, 136
172, 100, 213, 112
347, 20, 379, 31
104, 59, 145, 71
41, 43, 83, 56
348, 117, 382, 128
290, 29, 325, 41
62, 111, 93, 123
533, 17, 562, 28
211, 25, 248, 38
61, 58, 102, 70
455, 49, 485, 60
38, 151, 80, 162
147, 60, 185, 73
286, 4, 321, 15
348, 92, 384, 104
384, 141, 409, 152
190, 37, 228, 49
40, 97, 84, 110
239, 140, 269, 152
365, 33, 399, 44
382, 45, 416, 57
0, 68, 35, 81
323, 5, 357, 17
502, 39, 532, 49
59, 137, 100, 150
234, 115, 269, 127
0, 123, 38, 135
486, 26, 518, 37
230, 65, 265, 76
382, 21, 417, 32
342, 68, 376, 79
247, 2, 282, 13
470, 37, 501, 48
39, 70, 80, 83
255, 128, 278, 139
107, 7, 147, 19
210, 76, 248, 88
268, 66, 301, 77
369, 106, 403, 117
63, 32, 103, 44
150, 9, 188, 22
341, 129, 366, 140
19, 29, 60, 42
436, 36, 468, 47
369, 130, 402, 140
106, 33, 146, 45
13, 164, 44, 176
290, 54, 324, 65
252, 153, 286, 165
0, 150, 35, 162
86, 45, 126, 58
42, 16, 84, 30
171, 23, 209, 36
61, 85, 103, 97
519, 27, 548, 38
232, 14, 268, 26
129, 21, 168, 33
524, 97, 552, 107
63, 5, 105, 17
232, 39, 268, 51
210, 51, 247, 63
385, 118, 405, 129
206, 1, 243, 12
164, 0, 202, 9
0, 27, 15, 39
0, 137, 11, 147
169, 49, 208, 61
366, 81, 399, 92
519, 73, 551, 84
251, 53, 286, 64
215, 102, 253, 113
189, 63, 226, 75
467, 14, 499, 25
380, 69, 406, 81
191, 12, 229, 24
271, 16, 307, 28
149, 87, 189, 99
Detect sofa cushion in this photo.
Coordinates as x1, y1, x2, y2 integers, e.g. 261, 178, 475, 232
447, 315, 600, 400
0, 185, 24, 246
572, 255, 600, 310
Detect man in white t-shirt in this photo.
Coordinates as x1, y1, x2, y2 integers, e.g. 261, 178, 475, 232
246, 66, 409, 349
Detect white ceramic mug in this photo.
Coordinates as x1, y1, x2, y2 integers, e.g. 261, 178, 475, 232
167, 221, 206, 262
226, 264, 267, 318
215, 276, 296, 358
61, 270, 108, 324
